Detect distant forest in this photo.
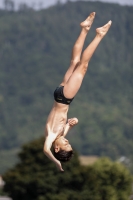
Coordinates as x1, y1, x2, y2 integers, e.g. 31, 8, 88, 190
0, 0, 133, 173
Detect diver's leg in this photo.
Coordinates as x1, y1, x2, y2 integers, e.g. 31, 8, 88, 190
63, 21, 112, 98
60, 12, 95, 85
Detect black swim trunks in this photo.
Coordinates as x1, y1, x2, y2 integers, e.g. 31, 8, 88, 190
54, 85, 74, 105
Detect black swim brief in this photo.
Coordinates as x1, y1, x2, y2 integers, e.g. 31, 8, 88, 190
54, 85, 74, 105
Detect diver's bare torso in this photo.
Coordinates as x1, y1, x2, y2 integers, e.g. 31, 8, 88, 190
45, 101, 69, 137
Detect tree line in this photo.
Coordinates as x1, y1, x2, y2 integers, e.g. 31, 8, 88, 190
3, 137, 133, 200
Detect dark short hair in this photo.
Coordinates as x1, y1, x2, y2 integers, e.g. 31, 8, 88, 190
53, 149, 73, 162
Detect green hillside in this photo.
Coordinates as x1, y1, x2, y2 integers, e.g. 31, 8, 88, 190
0, 1, 133, 173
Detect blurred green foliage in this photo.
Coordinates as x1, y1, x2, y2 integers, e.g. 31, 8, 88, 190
3, 137, 133, 200
0, 1, 133, 172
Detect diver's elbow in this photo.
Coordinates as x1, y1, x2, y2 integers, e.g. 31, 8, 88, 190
43, 146, 49, 154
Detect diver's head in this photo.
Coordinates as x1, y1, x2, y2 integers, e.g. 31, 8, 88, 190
53, 136, 73, 162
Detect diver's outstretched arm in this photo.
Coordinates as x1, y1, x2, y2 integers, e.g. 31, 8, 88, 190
44, 135, 64, 171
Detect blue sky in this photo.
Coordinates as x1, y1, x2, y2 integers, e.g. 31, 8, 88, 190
0, 0, 133, 9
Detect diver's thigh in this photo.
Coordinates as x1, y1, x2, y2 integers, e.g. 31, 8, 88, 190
63, 68, 84, 99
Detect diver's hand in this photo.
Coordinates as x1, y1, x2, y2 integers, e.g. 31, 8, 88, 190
56, 161, 64, 172
68, 118, 78, 126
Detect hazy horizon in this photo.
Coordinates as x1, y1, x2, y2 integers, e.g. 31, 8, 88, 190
0, 0, 133, 10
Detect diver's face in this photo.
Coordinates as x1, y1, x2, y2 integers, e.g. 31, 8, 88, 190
54, 136, 72, 152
